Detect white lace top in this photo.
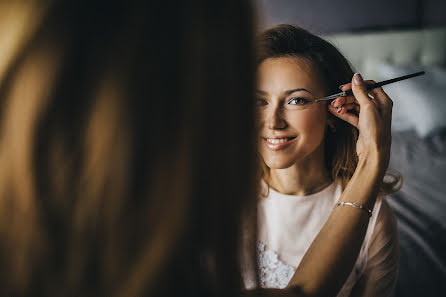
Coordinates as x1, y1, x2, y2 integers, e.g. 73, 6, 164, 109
243, 181, 399, 297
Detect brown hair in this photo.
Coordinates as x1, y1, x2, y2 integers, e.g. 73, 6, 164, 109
0, 1, 257, 296
256, 24, 401, 194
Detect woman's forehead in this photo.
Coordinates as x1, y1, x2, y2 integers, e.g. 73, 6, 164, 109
256, 57, 324, 95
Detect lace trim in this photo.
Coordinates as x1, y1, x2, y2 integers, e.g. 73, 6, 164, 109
258, 242, 296, 288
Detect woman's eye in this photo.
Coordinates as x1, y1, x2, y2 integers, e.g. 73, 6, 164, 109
288, 97, 309, 105
255, 98, 268, 106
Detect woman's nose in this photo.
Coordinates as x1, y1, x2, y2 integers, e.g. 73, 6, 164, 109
265, 105, 286, 130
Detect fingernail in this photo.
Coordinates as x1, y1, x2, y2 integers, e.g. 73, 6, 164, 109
353, 73, 363, 85
331, 99, 337, 106
337, 107, 342, 113
339, 84, 344, 90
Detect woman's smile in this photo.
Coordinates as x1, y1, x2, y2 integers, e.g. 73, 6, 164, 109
263, 136, 297, 151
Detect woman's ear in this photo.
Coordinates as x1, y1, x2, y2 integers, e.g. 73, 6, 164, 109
327, 116, 336, 133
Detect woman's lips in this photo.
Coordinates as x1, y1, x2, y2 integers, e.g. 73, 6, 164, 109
263, 137, 297, 151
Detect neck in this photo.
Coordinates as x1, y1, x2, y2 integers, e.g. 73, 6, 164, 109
268, 144, 332, 196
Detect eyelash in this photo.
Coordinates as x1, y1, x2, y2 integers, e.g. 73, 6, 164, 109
255, 97, 310, 107
288, 97, 310, 105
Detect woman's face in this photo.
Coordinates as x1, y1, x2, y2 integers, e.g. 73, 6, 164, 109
256, 57, 329, 169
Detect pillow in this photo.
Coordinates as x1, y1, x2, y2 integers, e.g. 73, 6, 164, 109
376, 63, 446, 137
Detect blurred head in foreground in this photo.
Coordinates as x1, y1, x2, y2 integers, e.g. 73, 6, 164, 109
0, 1, 257, 296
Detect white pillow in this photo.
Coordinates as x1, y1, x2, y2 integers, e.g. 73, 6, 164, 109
376, 63, 446, 137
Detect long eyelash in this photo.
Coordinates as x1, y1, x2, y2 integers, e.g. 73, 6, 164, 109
288, 97, 309, 104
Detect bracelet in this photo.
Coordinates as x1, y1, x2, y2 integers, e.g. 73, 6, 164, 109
335, 202, 372, 217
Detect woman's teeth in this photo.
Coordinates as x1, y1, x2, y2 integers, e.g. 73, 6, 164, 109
266, 138, 292, 144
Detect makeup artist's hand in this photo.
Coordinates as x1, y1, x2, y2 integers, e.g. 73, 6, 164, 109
328, 73, 393, 173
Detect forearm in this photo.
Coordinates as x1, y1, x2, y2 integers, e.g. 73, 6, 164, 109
286, 155, 384, 297
350, 199, 400, 297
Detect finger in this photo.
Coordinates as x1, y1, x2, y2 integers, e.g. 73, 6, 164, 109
330, 96, 357, 108
340, 82, 375, 107
328, 105, 359, 127
362, 79, 394, 108
339, 82, 351, 91
341, 80, 375, 91
340, 80, 384, 112
365, 81, 383, 102
367, 86, 393, 110
337, 104, 360, 115
341, 79, 386, 109
364, 80, 384, 95
341, 103, 358, 113
351, 73, 373, 106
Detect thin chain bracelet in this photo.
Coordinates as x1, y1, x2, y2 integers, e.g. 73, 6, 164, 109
335, 202, 372, 218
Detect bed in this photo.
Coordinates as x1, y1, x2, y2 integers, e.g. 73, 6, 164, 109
324, 27, 446, 297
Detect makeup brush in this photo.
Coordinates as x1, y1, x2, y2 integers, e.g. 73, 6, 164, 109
315, 71, 425, 102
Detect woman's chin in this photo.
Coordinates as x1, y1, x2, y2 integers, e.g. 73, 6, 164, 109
263, 158, 296, 170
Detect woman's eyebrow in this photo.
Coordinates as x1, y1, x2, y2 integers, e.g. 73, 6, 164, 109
284, 88, 313, 95
256, 88, 313, 95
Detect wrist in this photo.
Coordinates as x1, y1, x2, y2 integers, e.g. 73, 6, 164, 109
357, 150, 388, 178
344, 154, 384, 209
356, 156, 384, 187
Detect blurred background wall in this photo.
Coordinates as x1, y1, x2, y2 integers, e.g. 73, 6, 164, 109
256, 0, 446, 33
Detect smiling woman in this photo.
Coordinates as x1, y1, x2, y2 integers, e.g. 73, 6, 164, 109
248, 24, 402, 297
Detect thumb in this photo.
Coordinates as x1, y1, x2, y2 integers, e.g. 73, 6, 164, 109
351, 73, 371, 106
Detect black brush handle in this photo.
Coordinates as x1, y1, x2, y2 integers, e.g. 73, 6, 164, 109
344, 71, 425, 96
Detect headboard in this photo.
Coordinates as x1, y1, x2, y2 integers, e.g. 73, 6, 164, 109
322, 26, 446, 80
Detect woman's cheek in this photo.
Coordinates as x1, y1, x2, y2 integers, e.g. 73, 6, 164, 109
289, 109, 325, 134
